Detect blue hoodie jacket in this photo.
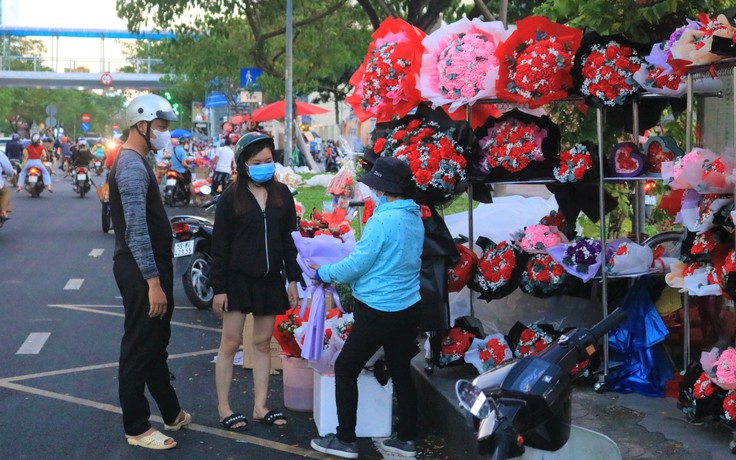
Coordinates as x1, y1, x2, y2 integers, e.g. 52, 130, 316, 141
318, 199, 424, 312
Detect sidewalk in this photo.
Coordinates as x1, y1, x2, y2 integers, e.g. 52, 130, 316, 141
411, 356, 736, 460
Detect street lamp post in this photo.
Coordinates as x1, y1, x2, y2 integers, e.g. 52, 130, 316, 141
284, 0, 294, 166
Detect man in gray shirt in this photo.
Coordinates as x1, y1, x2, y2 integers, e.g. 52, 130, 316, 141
109, 94, 190, 450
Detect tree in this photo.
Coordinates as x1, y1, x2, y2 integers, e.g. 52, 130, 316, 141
0, 36, 50, 71
534, 0, 735, 43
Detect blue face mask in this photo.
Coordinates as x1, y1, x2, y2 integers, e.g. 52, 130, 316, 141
370, 189, 387, 207
248, 162, 275, 184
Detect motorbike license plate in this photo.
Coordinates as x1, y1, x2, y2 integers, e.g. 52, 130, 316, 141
77, 174, 87, 181
174, 240, 195, 258
95, 161, 101, 167
29, 176, 38, 183
166, 179, 177, 186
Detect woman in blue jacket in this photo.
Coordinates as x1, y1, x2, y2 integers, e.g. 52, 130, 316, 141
310, 156, 424, 459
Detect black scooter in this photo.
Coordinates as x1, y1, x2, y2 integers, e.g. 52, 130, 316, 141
171, 188, 215, 309
456, 308, 627, 460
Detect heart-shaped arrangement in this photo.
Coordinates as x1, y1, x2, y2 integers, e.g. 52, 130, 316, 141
609, 142, 646, 177
643, 136, 684, 175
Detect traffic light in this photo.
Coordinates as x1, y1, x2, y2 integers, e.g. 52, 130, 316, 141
164, 91, 172, 101
172, 103, 180, 115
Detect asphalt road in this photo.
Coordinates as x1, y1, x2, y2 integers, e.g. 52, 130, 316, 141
0, 171, 370, 460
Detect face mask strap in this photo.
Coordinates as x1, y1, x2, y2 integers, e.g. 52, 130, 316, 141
134, 121, 155, 152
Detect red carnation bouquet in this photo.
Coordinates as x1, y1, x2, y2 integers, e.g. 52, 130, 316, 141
478, 118, 546, 173
694, 371, 717, 399
439, 327, 476, 366
572, 33, 646, 107
520, 253, 570, 297
514, 324, 555, 358
495, 16, 582, 107
346, 18, 425, 122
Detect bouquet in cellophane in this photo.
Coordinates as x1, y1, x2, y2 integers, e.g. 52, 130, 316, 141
292, 208, 356, 364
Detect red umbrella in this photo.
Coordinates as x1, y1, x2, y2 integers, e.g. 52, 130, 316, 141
231, 114, 251, 124
250, 100, 329, 122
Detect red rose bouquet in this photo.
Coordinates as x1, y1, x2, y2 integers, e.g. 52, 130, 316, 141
520, 253, 570, 297
495, 16, 582, 107
368, 106, 474, 205
473, 109, 560, 181
553, 143, 593, 183
694, 371, 717, 399
273, 308, 306, 358
513, 323, 555, 358
447, 243, 479, 292
469, 237, 527, 301
571, 32, 646, 108
633, 62, 687, 97
464, 334, 512, 373
439, 327, 476, 366
346, 18, 425, 122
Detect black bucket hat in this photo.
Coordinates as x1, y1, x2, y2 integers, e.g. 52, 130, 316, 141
359, 156, 412, 195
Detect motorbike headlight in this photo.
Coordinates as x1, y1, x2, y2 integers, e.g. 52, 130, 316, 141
456, 380, 493, 420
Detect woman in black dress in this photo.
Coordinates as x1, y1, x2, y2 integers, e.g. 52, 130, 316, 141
210, 132, 301, 429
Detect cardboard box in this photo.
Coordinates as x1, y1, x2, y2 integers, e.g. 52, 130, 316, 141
242, 314, 283, 371
313, 370, 393, 438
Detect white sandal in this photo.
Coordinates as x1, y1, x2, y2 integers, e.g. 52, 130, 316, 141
126, 430, 177, 450
164, 411, 192, 431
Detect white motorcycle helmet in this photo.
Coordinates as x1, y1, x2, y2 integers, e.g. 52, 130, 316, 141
31, 133, 41, 143
125, 94, 178, 127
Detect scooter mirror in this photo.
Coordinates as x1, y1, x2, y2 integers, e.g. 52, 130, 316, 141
200, 185, 212, 195
456, 380, 492, 419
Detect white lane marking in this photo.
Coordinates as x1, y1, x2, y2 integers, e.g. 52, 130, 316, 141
47, 304, 219, 331
63, 279, 84, 290
16, 333, 51, 354
48, 303, 197, 310
88, 249, 104, 258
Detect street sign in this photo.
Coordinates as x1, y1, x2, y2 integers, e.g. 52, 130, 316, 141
45, 116, 57, 128
240, 67, 263, 90
239, 91, 263, 103
45, 104, 57, 116
100, 72, 113, 86
81, 122, 90, 132
81, 113, 91, 123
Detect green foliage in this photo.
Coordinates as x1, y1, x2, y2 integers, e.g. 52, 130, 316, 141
0, 37, 50, 71
534, 0, 734, 43
0, 88, 125, 136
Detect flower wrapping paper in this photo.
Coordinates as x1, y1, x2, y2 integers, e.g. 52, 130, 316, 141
547, 238, 603, 282
495, 16, 582, 107
346, 17, 426, 122
291, 231, 355, 362
418, 18, 509, 113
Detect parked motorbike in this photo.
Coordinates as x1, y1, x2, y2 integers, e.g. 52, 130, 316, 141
171, 187, 214, 310
23, 166, 45, 197
456, 308, 627, 460
72, 166, 91, 198
163, 169, 190, 207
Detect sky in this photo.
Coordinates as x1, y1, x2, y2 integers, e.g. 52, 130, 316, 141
4, 0, 141, 72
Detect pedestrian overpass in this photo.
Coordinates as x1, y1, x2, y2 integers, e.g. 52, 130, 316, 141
0, 27, 176, 90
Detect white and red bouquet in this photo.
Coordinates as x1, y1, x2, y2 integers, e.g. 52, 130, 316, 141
513, 323, 555, 358
671, 14, 734, 66
464, 334, 513, 373
469, 238, 526, 301
495, 16, 582, 107
520, 253, 570, 297
346, 18, 425, 122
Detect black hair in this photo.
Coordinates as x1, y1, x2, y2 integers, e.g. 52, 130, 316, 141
231, 137, 281, 215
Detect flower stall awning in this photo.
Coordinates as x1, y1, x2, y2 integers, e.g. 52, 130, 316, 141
250, 100, 330, 122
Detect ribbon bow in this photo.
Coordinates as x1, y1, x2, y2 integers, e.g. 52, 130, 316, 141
651, 245, 666, 271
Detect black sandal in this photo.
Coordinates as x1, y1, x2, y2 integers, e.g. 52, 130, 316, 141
220, 413, 248, 431
255, 409, 287, 427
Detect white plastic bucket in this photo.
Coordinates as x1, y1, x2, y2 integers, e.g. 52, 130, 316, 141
282, 356, 314, 412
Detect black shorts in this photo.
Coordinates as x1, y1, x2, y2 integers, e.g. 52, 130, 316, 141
225, 272, 289, 316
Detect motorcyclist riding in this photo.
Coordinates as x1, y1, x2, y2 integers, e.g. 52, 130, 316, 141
5, 133, 23, 162
71, 138, 94, 169
0, 149, 15, 219
17, 133, 53, 193
58, 136, 72, 170
170, 136, 192, 192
